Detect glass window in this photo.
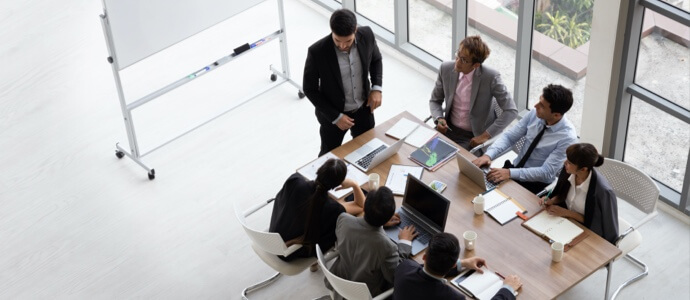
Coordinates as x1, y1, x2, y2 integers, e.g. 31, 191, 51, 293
528, 0, 596, 134
467, 0, 520, 100
408, 0, 452, 60
634, 11, 690, 110
624, 97, 689, 193
660, 0, 690, 13
355, 0, 394, 33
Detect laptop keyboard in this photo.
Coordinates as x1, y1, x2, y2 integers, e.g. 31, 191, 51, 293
481, 167, 498, 190
399, 216, 432, 245
356, 145, 387, 169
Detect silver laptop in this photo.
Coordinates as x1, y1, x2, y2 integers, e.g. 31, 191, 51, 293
385, 175, 450, 256
456, 153, 500, 191
344, 136, 406, 172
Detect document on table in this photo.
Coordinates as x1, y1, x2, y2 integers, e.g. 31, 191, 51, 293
523, 210, 585, 245
385, 117, 438, 148
384, 164, 424, 195
482, 189, 526, 225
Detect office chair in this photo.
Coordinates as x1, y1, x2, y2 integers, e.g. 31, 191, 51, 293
235, 200, 316, 300
596, 158, 659, 300
315, 244, 394, 300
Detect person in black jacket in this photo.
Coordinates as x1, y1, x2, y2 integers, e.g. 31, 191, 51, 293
303, 9, 383, 156
541, 143, 619, 244
269, 158, 365, 261
393, 233, 520, 300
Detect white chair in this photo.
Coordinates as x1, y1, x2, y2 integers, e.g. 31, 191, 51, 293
315, 244, 393, 300
235, 200, 316, 300
596, 158, 659, 300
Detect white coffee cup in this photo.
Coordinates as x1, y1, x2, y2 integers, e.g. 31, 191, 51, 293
463, 230, 477, 251
473, 194, 485, 215
551, 241, 564, 262
368, 173, 380, 190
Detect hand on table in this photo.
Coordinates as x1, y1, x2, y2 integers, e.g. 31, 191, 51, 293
399, 225, 418, 241
461, 257, 487, 274
469, 132, 491, 148
486, 168, 510, 183
472, 155, 492, 168
383, 213, 401, 227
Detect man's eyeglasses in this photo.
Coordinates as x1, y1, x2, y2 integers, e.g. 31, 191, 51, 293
455, 53, 472, 64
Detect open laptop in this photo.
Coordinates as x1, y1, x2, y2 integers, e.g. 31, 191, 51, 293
456, 153, 501, 191
344, 136, 406, 172
385, 175, 450, 256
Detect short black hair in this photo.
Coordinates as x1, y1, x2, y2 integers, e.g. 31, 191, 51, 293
330, 9, 357, 37
425, 233, 460, 275
363, 186, 395, 227
542, 84, 573, 115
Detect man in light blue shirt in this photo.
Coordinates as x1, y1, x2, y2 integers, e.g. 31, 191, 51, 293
472, 84, 578, 193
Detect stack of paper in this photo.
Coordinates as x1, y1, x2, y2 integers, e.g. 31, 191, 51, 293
385, 117, 438, 148
296, 153, 369, 199
384, 164, 424, 195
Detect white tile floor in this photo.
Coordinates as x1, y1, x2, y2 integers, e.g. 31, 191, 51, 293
0, 0, 688, 299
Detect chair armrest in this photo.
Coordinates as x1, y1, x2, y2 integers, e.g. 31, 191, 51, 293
423, 115, 433, 124
284, 244, 304, 256
373, 288, 394, 300
615, 227, 636, 246
243, 198, 276, 218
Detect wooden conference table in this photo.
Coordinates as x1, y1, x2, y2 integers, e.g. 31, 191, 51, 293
325, 111, 621, 299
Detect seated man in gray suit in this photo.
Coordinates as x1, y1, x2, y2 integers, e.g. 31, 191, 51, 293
328, 186, 417, 298
430, 35, 518, 150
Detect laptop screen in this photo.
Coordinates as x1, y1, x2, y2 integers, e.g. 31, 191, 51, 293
402, 175, 450, 231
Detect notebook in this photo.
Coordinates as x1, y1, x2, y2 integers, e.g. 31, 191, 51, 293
456, 152, 501, 191
409, 137, 458, 171
385, 118, 438, 148
384, 175, 450, 256
452, 267, 516, 300
344, 137, 406, 172
297, 152, 369, 199
522, 209, 586, 246
479, 189, 526, 225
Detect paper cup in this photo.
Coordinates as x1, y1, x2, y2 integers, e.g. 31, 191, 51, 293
368, 173, 380, 191
473, 195, 485, 215
552, 242, 564, 262
463, 231, 477, 251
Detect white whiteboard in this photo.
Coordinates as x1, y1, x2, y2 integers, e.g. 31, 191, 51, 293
103, 0, 266, 70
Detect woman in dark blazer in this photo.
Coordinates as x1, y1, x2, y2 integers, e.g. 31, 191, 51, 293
269, 158, 365, 261
541, 143, 619, 244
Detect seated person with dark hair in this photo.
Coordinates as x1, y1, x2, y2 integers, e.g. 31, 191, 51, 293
393, 232, 521, 300
328, 186, 416, 298
269, 158, 365, 261
540, 143, 619, 244
473, 84, 578, 194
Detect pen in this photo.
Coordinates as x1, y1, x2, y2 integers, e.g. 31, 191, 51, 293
439, 119, 453, 131
542, 189, 553, 207
494, 271, 505, 280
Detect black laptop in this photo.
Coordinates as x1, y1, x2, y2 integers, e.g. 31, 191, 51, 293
385, 175, 451, 255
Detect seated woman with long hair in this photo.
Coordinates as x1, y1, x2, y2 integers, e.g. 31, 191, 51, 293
269, 158, 365, 261
541, 143, 619, 244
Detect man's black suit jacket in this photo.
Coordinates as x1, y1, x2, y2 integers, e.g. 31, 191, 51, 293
393, 260, 516, 300
303, 26, 382, 125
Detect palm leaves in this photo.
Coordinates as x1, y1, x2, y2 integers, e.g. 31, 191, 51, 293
535, 0, 594, 48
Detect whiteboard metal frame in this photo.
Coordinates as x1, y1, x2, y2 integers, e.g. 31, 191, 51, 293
100, 0, 301, 180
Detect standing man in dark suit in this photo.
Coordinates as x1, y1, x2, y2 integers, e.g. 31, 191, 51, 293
393, 233, 521, 300
429, 35, 517, 150
303, 9, 383, 156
